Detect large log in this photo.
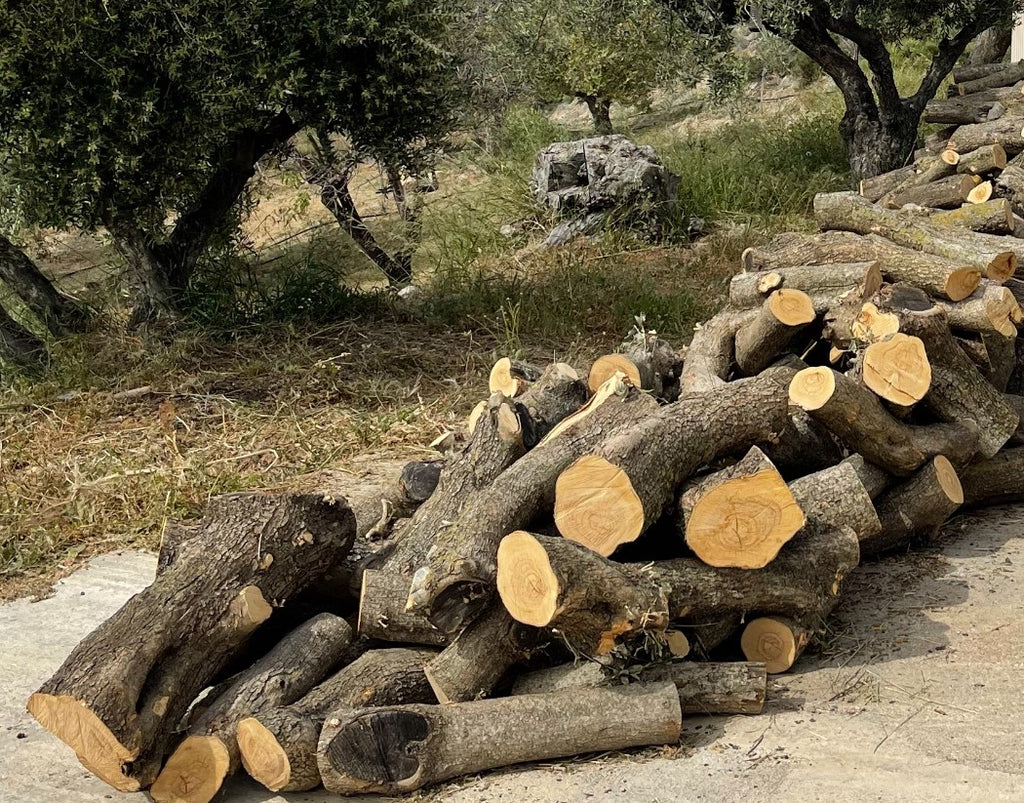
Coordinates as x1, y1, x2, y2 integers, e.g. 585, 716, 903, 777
236, 647, 436, 793
150, 613, 353, 803
931, 198, 1015, 234
553, 370, 793, 558
679, 307, 757, 394
813, 192, 1017, 283
27, 492, 356, 791
956, 144, 1009, 175
733, 289, 817, 375
357, 569, 449, 646
953, 61, 1016, 85
497, 529, 859, 657
925, 86, 1022, 125
948, 116, 1024, 155
789, 367, 981, 475
859, 165, 917, 201
316, 683, 682, 795
728, 261, 882, 313
860, 333, 931, 407
512, 661, 767, 715
406, 375, 661, 632
933, 280, 1021, 337
679, 446, 805, 570
953, 63, 1024, 96
743, 230, 982, 302
761, 408, 844, 480
861, 457, 964, 558
788, 460, 881, 541
886, 174, 978, 209
959, 447, 1024, 506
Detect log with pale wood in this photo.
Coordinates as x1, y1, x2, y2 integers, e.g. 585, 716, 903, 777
488, 357, 541, 396
589, 328, 684, 401
733, 289, 816, 375
728, 261, 882, 313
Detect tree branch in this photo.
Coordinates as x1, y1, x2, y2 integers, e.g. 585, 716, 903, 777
824, 10, 902, 117
910, 23, 991, 113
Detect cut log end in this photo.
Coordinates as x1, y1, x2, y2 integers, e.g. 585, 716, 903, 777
489, 358, 522, 397
26, 693, 140, 792
740, 617, 809, 674
862, 334, 932, 407
325, 708, 429, 792
946, 268, 984, 302
554, 454, 644, 556
769, 288, 816, 326
150, 735, 230, 803
967, 180, 993, 205
934, 455, 965, 505
941, 149, 960, 165
987, 252, 1017, 284
496, 531, 557, 628
588, 354, 642, 393
237, 717, 291, 793
788, 366, 836, 411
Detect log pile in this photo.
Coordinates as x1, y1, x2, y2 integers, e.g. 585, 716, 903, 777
26, 61, 1024, 802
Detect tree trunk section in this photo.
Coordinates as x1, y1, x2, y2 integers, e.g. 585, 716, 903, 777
583, 95, 614, 135
236, 647, 436, 793
948, 116, 1024, 155
0, 235, 83, 334
0, 303, 45, 368
933, 280, 1022, 337
316, 683, 681, 795
733, 289, 817, 375
729, 261, 882, 313
931, 199, 1015, 234
788, 460, 881, 541
357, 569, 449, 646
27, 492, 356, 791
885, 174, 978, 209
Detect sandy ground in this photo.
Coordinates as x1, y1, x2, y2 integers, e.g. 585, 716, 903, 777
2, 505, 1023, 803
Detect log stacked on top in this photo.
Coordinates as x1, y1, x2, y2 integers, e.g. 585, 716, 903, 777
26, 61, 1024, 803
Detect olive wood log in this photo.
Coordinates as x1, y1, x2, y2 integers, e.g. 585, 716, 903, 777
27, 492, 356, 792
956, 144, 1009, 174
512, 362, 590, 447
679, 307, 757, 394
679, 446, 805, 570
861, 457, 964, 557
742, 230, 982, 302
740, 617, 814, 674
316, 683, 683, 795
813, 192, 1017, 283
150, 613, 354, 803
789, 367, 981, 475
488, 357, 542, 397
948, 116, 1024, 155
788, 460, 882, 541
590, 330, 684, 401
933, 280, 1021, 337
954, 63, 1024, 96
885, 174, 978, 209
357, 569, 449, 646
981, 331, 1017, 391
553, 370, 793, 558
733, 289, 817, 375
406, 376, 661, 632
843, 454, 893, 499
931, 198, 1015, 234
728, 261, 882, 312
236, 648, 436, 793
925, 86, 1023, 125
959, 447, 1024, 506
512, 661, 767, 715
762, 408, 844, 480
953, 61, 1018, 84
861, 333, 932, 407
859, 165, 917, 202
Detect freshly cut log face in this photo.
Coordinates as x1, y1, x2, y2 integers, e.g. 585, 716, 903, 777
966, 180, 994, 205
740, 616, 811, 674
734, 289, 816, 375
316, 683, 683, 796
553, 454, 645, 555
861, 333, 932, 407
488, 358, 541, 397
681, 447, 806, 570
934, 281, 1021, 337
588, 353, 642, 392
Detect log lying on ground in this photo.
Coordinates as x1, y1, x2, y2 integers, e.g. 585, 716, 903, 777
931, 198, 1015, 234
407, 376, 662, 632
813, 192, 1017, 283
743, 231, 982, 302
150, 613, 353, 803
953, 62, 1024, 96
959, 447, 1024, 506
957, 144, 1009, 175
861, 457, 964, 557
553, 370, 793, 558
952, 61, 1019, 85
788, 460, 881, 541
27, 492, 356, 792
679, 447, 805, 570
488, 358, 541, 397
512, 661, 767, 715
679, 307, 757, 393
886, 174, 978, 209
733, 289, 816, 375
237, 648, 436, 793
948, 116, 1024, 155
728, 262, 881, 312
860, 333, 932, 407
589, 330, 684, 401
933, 280, 1021, 337
740, 616, 813, 674
512, 362, 590, 447
357, 569, 449, 646
498, 528, 859, 657
789, 367, 982, 474
423, 604, 533, 703
896, 307, 1020, 456
316, 683, 682, 796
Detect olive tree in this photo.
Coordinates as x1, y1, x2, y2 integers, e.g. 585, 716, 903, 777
0, 0, 461, 323
491, 0, 694, 134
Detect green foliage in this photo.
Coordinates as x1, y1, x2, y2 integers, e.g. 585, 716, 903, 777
0, 0, 462, 241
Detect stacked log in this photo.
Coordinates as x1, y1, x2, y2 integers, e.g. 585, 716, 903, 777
25, 62, 1024, 800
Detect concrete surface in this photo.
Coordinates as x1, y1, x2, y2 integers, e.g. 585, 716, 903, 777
2, 505, 1024, 803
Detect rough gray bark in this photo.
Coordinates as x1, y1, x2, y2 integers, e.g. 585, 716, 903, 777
0, 235, 84, 334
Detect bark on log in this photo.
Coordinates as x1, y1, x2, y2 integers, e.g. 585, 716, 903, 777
498, 528, 859, 658
236, 648, 436, 793
789, 367, 981, 475
925, 86, 1021, 125
933, 280, 1021, 337
859, 166, 917, 202
407, 377, 661, 632
886, 174, 978, 209
511, 661, 767, 716
679, 446, 805, 570
948, 116, 1024, 155
931, 199, 1015, 234
788, 460, 881, 541
994, 162, 1024, 213
980, 331, 1017, 391
761, 408, 844, 480
861, 457, 964, 558
896, 306, 1020, 457
679, 307, 757, 394
959, 447, 1024, 506
423, 604, 533, 703
512, 362, 590, 447
955, 59, 1014, 84
956, 144, 1009, 174
316, 683, 682, 795
589, 330, 684, 401
728, 262, 882, 313
553, 370, 793, 558
488, 358, 542, 397
843, 454, 892, 499
150, 614, 353, 803
357, 569, 449, 646
733, 289, 816, 375
813, 192, 1016, 283
743, 230, 982, 302
740, 617, 813, 674
27, 492, 356, 791
954, 62, 1024, 96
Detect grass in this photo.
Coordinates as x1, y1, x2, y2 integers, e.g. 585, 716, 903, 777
0, 78, 849, 597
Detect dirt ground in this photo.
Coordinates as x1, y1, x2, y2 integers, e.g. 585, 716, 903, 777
2, 504, 1022, 803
